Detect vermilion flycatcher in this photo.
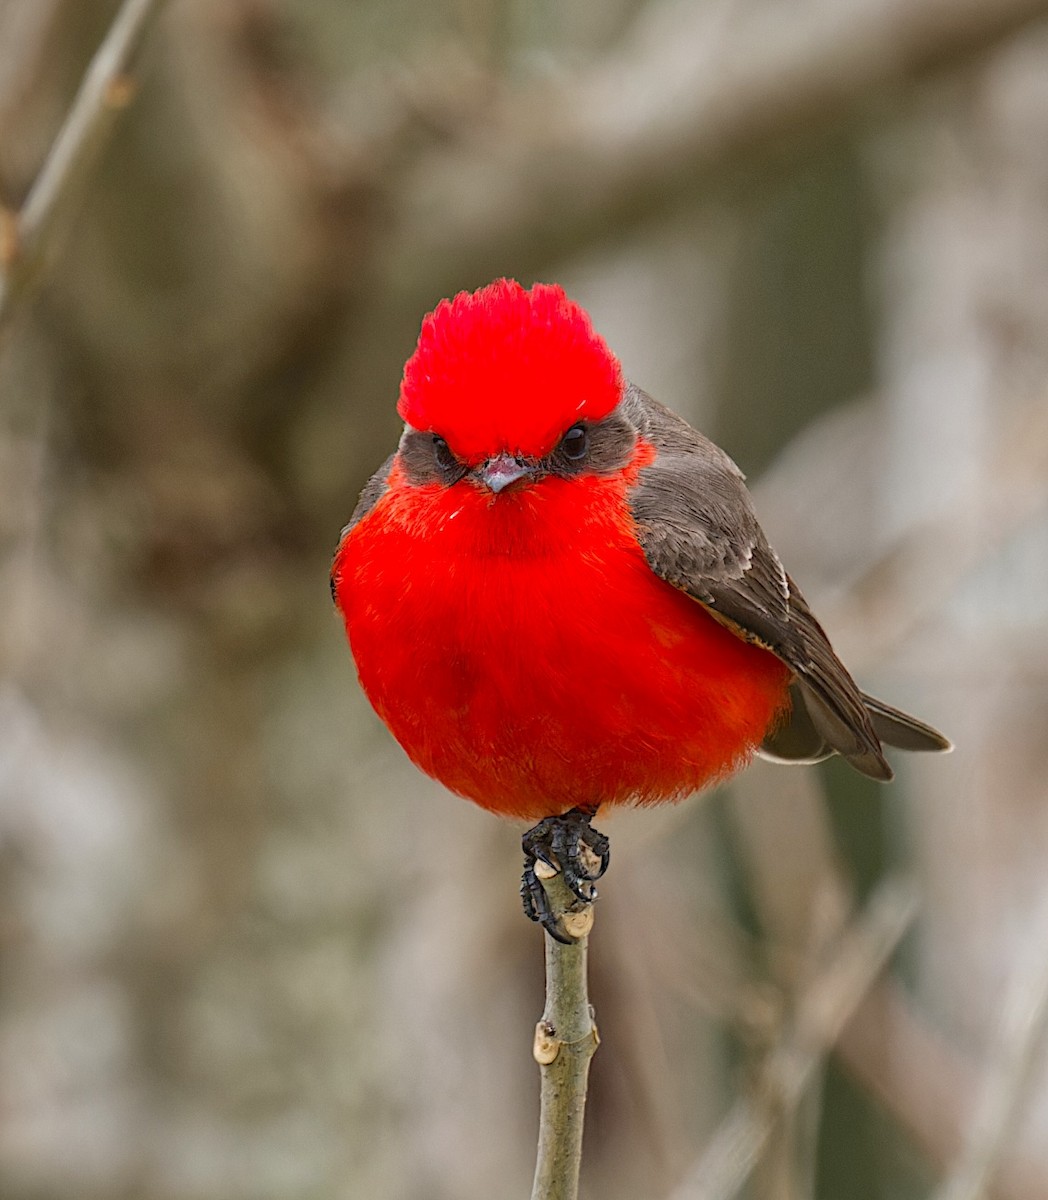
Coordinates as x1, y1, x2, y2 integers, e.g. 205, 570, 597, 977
331, 279, 949, 938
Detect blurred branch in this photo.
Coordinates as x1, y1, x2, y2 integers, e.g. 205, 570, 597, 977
748, 385, 1048, 680
722, 683, 1048, 1200
385, 0, 1048, 295
727, 765, 851, 1198
530, 867, 600, 1200
838, 979, 1048, 1200
666, 874, 919, 1200
827, 390, 1048, 672
928, 901, 1048, 1200
0, 0, 166, 335
0, 1, 62, 122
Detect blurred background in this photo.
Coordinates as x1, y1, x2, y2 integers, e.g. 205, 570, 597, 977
3, 1, 1048, 1197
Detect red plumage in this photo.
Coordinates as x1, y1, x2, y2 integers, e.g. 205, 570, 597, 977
398, 279, 624, 464
332, 279, 792, 821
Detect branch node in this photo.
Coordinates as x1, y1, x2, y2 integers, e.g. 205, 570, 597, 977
105, 75, 139, 109
576, 843, 603, 879
561, 907, 595, 940
533, 1020, 561, 1065
529, 850, 601, 1200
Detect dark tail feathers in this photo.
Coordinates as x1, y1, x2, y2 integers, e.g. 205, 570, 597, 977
760, 684, 951, 780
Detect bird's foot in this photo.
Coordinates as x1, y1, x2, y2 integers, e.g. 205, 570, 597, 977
520, 807, 610, 943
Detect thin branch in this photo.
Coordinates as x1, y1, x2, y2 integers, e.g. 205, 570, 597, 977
0, 0, 167, 333
530, 867, 600, 1200
0, 1, 64, 125
930, 902, 1048, 1200
385, 0, 1048, 296
837, 981, 1048, 1200
726, 765, 851, 1199
666, 875, 919, 1200
806, 389, 1048, 674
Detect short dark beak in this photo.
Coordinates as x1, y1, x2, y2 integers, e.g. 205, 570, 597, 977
475, 453, 537, 494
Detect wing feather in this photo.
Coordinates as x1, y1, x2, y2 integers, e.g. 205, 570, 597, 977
331, 453, 395, 606
621, 384, 893, 781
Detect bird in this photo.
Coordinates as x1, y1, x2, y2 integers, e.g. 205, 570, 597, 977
330, 278, 949, 940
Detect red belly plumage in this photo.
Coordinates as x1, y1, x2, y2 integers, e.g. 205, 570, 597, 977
334, 462, 790, 822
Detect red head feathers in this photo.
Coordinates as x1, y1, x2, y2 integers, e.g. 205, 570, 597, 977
397, 279, 624, 464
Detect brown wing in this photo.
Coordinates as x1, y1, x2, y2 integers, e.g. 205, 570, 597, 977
622, 384, 909, 781
330, 453, 395, 605
344, 453, 395, 535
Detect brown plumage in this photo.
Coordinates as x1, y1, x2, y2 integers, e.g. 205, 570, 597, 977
623, 384, 949, 780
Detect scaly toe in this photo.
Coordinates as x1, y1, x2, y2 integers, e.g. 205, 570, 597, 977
519, 807, 610, 933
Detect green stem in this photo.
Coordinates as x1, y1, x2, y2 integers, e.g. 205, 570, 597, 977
0, 0, 167, 331
529, 870, 600, 1200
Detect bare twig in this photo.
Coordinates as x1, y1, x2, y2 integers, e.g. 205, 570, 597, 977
667, 875, 919, 1200
837, 981, 1048, 1200
386, 0, 1048, 295
930, 902, 1048, 1200
810, 390, 1048, 674
530, 867, 600, 1200
0, 1, 64, 124
0, 0, 166, 333
727, 765, 852, 1198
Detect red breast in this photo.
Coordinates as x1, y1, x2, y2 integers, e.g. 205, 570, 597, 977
333, 447, 790, 821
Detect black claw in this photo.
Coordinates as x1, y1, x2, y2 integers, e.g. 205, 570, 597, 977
520, 806, 610, 940
521, 862, 571, 943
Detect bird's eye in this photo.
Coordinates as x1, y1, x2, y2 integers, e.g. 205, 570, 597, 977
560, 424, 589, 461
432, 434, 457, 472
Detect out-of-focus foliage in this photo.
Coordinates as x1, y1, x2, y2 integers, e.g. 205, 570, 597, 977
3, 1, 1048, 1198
